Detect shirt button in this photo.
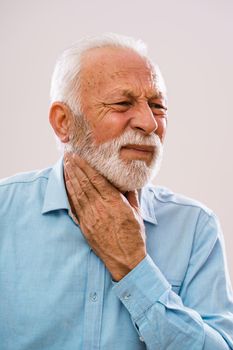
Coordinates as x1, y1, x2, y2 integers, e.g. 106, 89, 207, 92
90, 292, 98, 302
122, 292, 131, 300
139, 336, 144, 342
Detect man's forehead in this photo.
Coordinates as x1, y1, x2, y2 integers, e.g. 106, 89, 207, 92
80, 46, 166, 98
80, 46, 155, 81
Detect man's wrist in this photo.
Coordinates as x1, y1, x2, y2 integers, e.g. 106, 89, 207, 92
111, 252, 147, 282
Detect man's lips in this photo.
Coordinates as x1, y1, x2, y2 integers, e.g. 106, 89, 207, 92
121, 144, 155, 153
120, 145, 155, 164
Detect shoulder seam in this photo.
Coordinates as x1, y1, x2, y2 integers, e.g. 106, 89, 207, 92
149, 188, 213, 214
0, 176, 49, 188
156, 196, 213, 213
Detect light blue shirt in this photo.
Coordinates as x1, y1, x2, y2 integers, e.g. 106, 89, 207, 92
0, 157, 232, 350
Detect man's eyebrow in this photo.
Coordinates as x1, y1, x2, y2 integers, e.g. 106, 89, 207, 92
148, 92, 165, 100
104, 88, 134, 98
121, 89, 140, 98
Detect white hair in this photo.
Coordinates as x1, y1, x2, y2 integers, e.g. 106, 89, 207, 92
50, 33, 149, 115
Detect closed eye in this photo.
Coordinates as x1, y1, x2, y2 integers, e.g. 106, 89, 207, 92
149, 102, 167, 110
113, 101, 132, 106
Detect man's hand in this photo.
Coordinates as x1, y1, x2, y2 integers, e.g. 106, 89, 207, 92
64, 153, 147, 281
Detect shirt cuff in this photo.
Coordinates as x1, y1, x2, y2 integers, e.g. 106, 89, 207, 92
112, 254, 171, 321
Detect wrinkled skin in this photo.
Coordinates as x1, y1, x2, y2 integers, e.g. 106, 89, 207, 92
64, 154, 146, 281
78, 46, 167, 146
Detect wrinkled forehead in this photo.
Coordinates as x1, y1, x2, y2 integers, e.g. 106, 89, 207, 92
79, 46, 166, 96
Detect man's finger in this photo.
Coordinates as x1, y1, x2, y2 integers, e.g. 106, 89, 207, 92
65, 161, 90, 207
67, 157, 100, 201
65, 179, 82, 214
70, 153, 119, 197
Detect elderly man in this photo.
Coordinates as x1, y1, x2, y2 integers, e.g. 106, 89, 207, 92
0, 34, 232, 350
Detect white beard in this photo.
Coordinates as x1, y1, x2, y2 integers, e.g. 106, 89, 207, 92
65, 114, 163, 192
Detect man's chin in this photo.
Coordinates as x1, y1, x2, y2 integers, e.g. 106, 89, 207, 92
108, 163, 162, 193
102, 170, 152, 193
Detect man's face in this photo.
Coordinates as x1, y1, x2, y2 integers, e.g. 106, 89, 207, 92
66, 46, 168, 191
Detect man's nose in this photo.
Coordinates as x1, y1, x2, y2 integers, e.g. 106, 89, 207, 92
129, 102, 158, 135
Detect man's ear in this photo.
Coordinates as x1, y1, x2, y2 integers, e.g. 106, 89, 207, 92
49, 102, 72, 143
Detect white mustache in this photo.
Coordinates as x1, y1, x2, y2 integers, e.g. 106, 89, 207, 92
99, 129, 161, 150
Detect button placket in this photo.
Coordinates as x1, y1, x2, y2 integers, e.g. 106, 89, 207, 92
83, 250, 105, 350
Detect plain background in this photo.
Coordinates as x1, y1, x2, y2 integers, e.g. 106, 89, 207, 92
0, 0, 232, 282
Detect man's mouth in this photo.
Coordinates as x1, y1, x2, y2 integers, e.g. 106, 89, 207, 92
120, 144, 155, 164
121, 144, 155, 153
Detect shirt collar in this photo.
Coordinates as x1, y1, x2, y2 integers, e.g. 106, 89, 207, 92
41, 157, 70, 214
41, 157, 157, 225
140, 187, 158, 225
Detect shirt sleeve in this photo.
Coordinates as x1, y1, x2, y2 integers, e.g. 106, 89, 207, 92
112, 212, 233, 350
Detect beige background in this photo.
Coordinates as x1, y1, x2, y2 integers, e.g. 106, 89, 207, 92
0, 0, 232, 281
